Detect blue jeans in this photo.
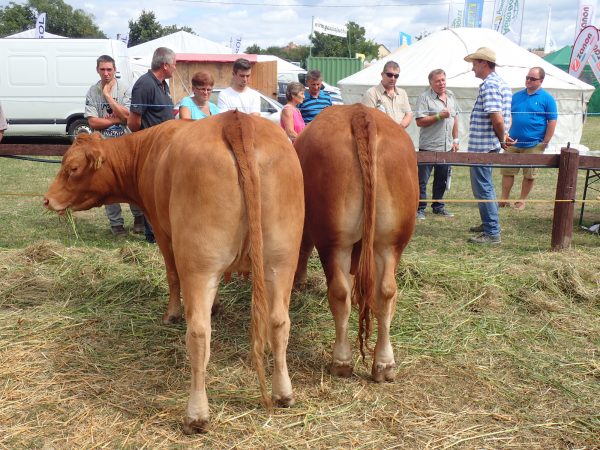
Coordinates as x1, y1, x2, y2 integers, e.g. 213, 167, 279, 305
418, 161, 450, 212
470, 165, 500, 237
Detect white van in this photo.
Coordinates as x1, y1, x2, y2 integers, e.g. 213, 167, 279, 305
0, 38, 132, 141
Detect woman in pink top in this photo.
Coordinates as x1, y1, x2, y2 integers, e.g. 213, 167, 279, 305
280, 82, 305, 142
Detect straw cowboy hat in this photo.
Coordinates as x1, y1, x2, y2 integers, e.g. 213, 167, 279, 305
464, 47, 496, 64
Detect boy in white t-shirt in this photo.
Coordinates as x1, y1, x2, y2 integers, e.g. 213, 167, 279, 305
218, 58, 261, 116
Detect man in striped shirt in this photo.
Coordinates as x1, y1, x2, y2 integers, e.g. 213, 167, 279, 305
299, 70, 332, 124
464, 47, 514, 245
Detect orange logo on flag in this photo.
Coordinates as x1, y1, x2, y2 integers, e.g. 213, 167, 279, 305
571, 59, 581, 72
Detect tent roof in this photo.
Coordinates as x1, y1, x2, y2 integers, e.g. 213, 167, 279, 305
339, 28, 592, 93
128, 31, 231, 59
176, 53, 257, 63
543, 45, 573, 65
4, 29, 66, 38
257, 55, 305, 73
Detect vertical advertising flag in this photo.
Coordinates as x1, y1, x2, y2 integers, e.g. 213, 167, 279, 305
575, 0, 597, 40
544, 6, 557, 53
588, 44, 600, 84
35, 13, 46, 39
463, 0, 484, 28
492, 0, 524, 44
569, 25, 599, 79
448, 1, 464, 28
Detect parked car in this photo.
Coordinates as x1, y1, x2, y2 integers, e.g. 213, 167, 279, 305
175, 88, 283, 124
277, 81, 344, 105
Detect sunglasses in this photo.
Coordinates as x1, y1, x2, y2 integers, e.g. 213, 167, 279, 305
525, 76, 542, 81
384, 72, 400, 79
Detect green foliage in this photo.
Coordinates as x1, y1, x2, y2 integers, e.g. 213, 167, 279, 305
310, 21, 379, 59
0, 0, 105, 38
244, 42, 309, 68
127, 10, 195, 47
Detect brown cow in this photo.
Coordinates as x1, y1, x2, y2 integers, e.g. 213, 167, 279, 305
294, 104, 418, 382
44, 111, 305, 433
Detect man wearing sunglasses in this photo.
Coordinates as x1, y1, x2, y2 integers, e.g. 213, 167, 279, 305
361, 61, 412, 128
499, 67, 557, 211
84, 54, 144, 238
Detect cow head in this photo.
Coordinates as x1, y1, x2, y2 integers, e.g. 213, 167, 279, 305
44, 133, 114, 214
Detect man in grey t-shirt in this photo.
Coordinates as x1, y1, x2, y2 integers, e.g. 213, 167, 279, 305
415, 69, 460, 219
84, 54, 144, 237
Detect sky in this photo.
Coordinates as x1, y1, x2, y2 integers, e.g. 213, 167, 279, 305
11, 0, 585, 53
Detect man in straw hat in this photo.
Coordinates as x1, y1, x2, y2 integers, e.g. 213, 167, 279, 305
464, 47, 514, 245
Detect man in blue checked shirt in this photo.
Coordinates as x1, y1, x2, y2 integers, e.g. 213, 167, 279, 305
464, 47, 515, 245
298, 70, 332, 124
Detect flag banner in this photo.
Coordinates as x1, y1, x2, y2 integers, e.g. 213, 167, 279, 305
463, 0, 484, 28
544, 6, 557, 53
313, 18, 347, 37
399, 32, 412, 46
35, 13, 46, 39
575, 0, 597, 40
569, 25, 599, 78
449, 1, 464, 28
492, 0, 524, 43
588, 44, 600, 84
117, 34, 129, 46
232, 36, 243, 54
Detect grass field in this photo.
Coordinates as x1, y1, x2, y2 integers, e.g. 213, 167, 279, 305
0, 122, 599, 448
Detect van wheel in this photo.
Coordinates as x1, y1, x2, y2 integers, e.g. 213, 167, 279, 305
67, 119, 92, 142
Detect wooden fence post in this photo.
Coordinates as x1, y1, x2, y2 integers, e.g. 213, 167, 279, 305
551, 147, 579, 251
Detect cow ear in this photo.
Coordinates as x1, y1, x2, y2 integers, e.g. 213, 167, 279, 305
85, 147, 104, 170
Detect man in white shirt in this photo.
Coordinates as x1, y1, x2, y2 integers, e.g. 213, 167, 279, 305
218, 58, 261, 116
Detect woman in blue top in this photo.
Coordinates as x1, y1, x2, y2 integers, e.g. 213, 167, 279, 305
179, 71, 220, 120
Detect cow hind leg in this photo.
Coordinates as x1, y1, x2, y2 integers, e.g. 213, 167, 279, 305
266, 266, 295, 407
293, 230, 314, 289
371, 250, 400, 383
181, 273, 219, 435
153, 233, 183, 325
322, 247, 354, 377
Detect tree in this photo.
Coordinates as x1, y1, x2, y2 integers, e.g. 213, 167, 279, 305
127, 10, 195, 47
245, 44, 264, 54
310, 21, 378, 60
0, 0, 105, 37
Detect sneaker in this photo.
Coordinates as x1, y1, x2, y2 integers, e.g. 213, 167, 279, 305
467, 232, 501, 245
111, 225, 128, 237
469, 224, 484, 233
432, 208, 454, 217
416, 210, 425, 220
133, 216, 145, 234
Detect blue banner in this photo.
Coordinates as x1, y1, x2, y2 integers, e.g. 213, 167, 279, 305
463, 0, 484, 27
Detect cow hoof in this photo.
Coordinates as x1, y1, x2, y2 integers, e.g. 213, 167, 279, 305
329, 361, 353, 378
183, 417, 209, 435
372, 362, 396, 383
162, 314, 183, 325
273, 394, 295, 408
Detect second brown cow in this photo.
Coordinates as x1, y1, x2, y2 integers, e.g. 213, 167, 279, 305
294, 104, 419, 382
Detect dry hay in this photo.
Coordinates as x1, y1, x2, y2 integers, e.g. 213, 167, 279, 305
1, 241, 599, 448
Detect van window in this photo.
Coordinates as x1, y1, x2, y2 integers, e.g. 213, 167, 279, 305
8, 56, 47, 86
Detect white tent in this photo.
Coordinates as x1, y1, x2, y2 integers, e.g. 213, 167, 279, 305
128, 31, 232, 60
4, 29, 66, 38
338, 28, 594, 153
257, 55, 305, 82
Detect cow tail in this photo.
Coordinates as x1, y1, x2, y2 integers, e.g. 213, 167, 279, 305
223, 111, 271, 408
351, 109, 377, 360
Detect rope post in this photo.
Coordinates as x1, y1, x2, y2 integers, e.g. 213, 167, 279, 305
551, 146, 579, 251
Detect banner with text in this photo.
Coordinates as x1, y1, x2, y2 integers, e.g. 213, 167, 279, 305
463, 0, 484, 28
492, 0, 524, 44
569, 25, 599, 79
35, 13, 46, 39
575, 0, 597, 40
449, 1, 464, 28
313, 18, 347, 38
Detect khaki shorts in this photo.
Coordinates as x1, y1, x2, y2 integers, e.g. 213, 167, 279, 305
501, 143, 545, 179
